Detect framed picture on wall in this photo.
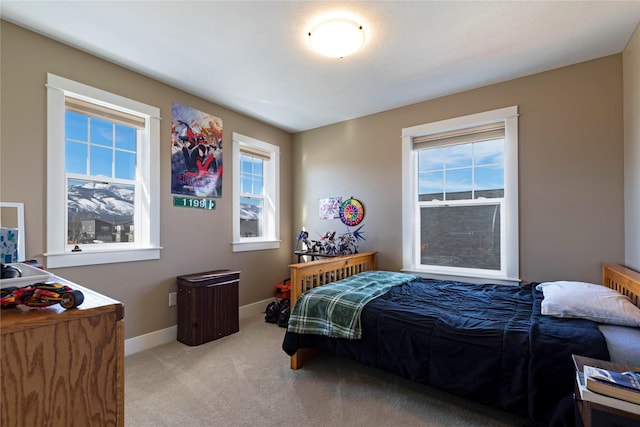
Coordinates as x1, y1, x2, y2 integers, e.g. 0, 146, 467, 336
319, 197, 341, 219
171, 102, 223, 198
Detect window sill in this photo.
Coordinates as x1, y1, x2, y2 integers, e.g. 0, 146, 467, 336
401, 267, 521, 286
231, 239, 280, 252
44, 247, 162, 268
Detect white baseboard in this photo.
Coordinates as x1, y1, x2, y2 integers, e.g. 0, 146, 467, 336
239, 297, 272, 319
124, 298, 272, 357
124, 325, 178, 357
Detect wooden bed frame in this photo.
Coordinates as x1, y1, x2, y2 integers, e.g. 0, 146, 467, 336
289, 251, 377, 306
602, 262, 640, 307
288, 251, 377, 369
287, 253, 640, 369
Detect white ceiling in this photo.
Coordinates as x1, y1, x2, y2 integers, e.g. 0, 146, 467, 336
2, 1, 640, 133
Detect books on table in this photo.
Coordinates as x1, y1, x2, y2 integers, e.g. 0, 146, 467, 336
576, 365, 640, 414
584, 366, 640, 405
576, 372, 640, 414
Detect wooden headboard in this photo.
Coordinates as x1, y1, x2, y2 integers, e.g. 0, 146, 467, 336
287, 252, 376, 369
289, 251, 377, 307
602, 263, 640, 307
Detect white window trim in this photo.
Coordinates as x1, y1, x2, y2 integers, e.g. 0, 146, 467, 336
401, 106, 519, 283
45, 73, 161, 268
231, 132, 280, 252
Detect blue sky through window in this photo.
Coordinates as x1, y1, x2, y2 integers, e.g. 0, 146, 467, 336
418, 138, 504, 199
65, 110, 137, 180
240, 154, 264, 196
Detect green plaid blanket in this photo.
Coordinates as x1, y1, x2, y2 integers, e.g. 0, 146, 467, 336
287, 271, 419, 339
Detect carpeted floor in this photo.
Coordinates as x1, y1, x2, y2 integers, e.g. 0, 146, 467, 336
125, 313, 532, 426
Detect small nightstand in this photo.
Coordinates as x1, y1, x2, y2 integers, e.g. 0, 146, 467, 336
572, 355, 640, 427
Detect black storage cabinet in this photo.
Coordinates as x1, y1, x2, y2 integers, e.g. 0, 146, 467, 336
176, 270, 240, 346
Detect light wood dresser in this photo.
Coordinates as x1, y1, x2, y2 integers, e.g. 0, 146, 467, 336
1, 277, 124, 427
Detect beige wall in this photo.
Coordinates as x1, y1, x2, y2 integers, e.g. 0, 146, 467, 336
293, 55, 625, 284
1, 19, 632, 340
0, 22, 294, 339
624, 23, 640, 271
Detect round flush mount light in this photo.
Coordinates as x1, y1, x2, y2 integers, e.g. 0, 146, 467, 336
308, 18, 365, 58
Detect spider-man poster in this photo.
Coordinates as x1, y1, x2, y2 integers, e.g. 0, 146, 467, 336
171, 102, 223, 198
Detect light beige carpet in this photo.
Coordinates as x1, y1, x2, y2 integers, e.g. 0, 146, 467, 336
125, 313, 531, 426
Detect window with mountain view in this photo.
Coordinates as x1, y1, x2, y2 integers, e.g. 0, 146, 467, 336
239, 153, 264, 238
401, 106, 519, 282
231, 133, 280, 252
46, 74, 161, 268
65, 110, 137, 245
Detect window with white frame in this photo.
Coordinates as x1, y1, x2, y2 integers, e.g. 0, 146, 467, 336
46, 74, 161, 268
401, 106, 519, 282
231, 133, 280, 252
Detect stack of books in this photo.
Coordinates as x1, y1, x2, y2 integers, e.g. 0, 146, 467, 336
576, 365, 640, 414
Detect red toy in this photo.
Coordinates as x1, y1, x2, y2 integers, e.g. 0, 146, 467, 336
275, 278, 291, 300
0, 282, 84, 310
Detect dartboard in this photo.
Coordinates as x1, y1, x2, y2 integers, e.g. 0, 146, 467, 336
339, 198, 365, 226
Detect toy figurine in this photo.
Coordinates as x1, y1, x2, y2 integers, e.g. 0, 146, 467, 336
0, 282, 84, 310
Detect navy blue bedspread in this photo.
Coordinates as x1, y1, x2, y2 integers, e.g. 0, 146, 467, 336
282, 279, 609, 425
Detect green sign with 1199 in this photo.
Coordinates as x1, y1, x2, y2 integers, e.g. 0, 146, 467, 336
173, 196, 216, 210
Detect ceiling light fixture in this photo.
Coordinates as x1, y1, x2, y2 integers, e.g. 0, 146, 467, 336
308, 18, 365, 58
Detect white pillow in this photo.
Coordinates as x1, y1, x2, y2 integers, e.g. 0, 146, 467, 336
536, 281, 640, 327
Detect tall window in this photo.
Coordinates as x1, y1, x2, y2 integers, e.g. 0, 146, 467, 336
232, 133, 280, 252
240, 152, 265, 238
46, 74, 161, 268
65, 99, 140, 246
402, 106, 519, 282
